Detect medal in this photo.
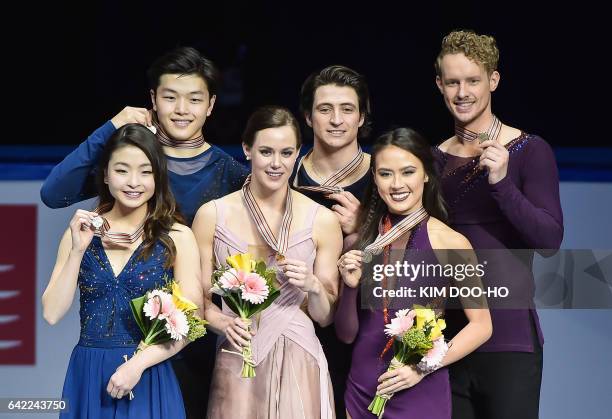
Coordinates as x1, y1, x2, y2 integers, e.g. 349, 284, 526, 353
242, 175, 293, 260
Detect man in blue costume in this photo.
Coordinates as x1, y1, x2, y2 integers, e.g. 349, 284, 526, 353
41, 46, 249, 225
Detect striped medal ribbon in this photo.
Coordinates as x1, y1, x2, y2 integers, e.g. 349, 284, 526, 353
455, 115, 502, 144
362, 207, 428, 263
292, 146, 365, 194
241, 175, 293, 261
152, 113, 205, 149
91, 215, 144, 245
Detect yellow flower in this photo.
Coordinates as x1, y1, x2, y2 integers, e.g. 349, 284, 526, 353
414, 306, 436, 330
226, 253, 256, 273
414, 306, 446, 340
430, 319, 447, 341
171, 281, 198, 312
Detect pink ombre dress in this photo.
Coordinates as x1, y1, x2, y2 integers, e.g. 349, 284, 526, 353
206, 199, 335, 419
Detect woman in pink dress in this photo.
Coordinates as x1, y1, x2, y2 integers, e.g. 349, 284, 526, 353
192, 106, 343, 418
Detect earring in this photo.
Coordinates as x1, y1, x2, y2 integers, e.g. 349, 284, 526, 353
245, 156, 251, 161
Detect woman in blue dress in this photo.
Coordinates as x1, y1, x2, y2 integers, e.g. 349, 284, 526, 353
42, 124, 202, 418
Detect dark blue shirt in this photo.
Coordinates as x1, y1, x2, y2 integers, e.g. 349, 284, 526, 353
293, 163, 372, 209
40, 121, 249, 225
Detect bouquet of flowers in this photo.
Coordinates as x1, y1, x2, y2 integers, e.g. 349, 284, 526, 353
368, 305, 448, 418
127, 279, 207, 399
210, 253, 281, 378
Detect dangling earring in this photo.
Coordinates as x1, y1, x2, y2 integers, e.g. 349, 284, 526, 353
245, 155, 251, 161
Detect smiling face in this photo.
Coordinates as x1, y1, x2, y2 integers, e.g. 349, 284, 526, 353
150, 73, 216, 141
104, 145, 155, 210
436, 53, 499, 129
374, 145, 428, 215
306, 84, 364, 150
243, 125, 299, 192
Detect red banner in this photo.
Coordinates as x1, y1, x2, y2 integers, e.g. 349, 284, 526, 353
0, 205, 36, 365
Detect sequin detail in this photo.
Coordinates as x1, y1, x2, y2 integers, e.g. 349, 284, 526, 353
77, 237, 173, 348
435, 133, 532, 208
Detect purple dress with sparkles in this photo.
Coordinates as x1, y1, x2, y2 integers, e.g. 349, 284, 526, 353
335, 217, 452, 419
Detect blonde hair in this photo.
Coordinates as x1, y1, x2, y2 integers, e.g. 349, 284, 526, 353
435, 30, 499, 76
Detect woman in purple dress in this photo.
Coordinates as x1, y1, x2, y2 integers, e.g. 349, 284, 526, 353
335, 128, 492, 419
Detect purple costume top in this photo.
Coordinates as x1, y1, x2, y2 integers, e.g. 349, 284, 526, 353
335, 216, 452, 419
432, 133, 563, 352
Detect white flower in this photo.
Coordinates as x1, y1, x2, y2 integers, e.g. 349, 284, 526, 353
421, 337, 449, 368
384, 309, 416, 338
143, 290, 175, 320
165, 310, 189, 340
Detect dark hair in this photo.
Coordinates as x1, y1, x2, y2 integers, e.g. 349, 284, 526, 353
300, 65, 372, 138
355, 128, 448, 250
95, 124, 184, 267
242, 106, 302, 148
147, 46, 219, 97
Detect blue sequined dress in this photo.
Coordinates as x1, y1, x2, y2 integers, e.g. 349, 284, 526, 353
60, 237, 185, 419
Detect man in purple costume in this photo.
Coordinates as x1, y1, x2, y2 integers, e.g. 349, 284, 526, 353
432, 30, 564, 419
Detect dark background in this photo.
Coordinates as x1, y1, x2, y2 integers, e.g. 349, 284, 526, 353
7, 1, 601, 148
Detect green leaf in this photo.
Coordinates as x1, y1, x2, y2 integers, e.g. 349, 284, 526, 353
264, 271, 276, 286
255, 260, 267, 275
222, 293, 241, 315
247, 287, 280, 317
129, 295, 148, 336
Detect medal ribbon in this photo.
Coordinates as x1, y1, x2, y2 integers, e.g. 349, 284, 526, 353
292, 146, 365, 194
363, 207, 428, 259
455, 115, 502, 143
374, 209, 428, 359
241, 175, 293, 259
93, 216, 145, 245
152, 113, 205, 149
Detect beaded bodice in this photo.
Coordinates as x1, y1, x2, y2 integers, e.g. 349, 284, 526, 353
77, 237, 172, 347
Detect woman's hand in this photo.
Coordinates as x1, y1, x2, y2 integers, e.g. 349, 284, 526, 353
106, 359, 144, 399
337, 250, 363, 288
225, 316, 255, 351
278, 258, 322, 294
69, 209, 98, 253
376, 365, 425, 395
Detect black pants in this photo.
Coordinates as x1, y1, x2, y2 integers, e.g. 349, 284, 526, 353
172, 331, 217, 419
315, 324, 352, 419
450, 319, 543, 419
